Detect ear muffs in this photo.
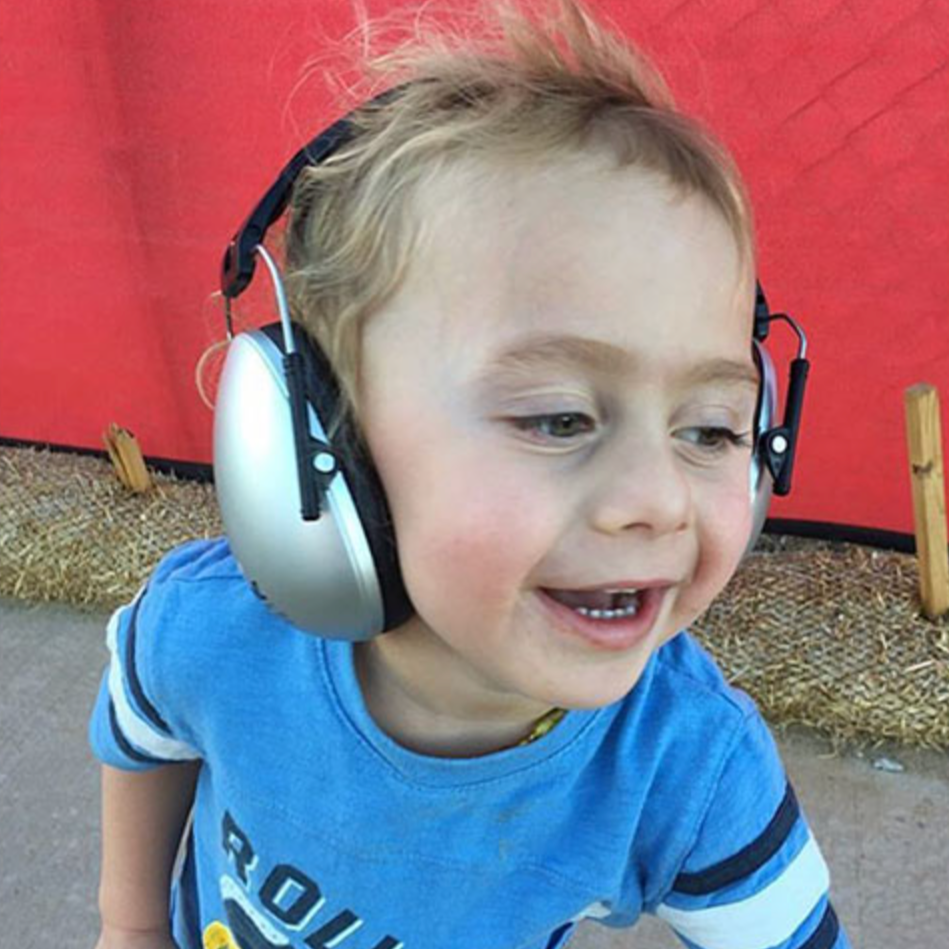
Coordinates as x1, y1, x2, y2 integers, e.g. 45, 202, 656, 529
258, 322, 413, 629
213, 314, 412, 640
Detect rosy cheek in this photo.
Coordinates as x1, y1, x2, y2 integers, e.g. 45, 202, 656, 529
402, 477, 547, 606
714, 489, 754, 570
676, 485, 753, 619
400, 534, 512, 642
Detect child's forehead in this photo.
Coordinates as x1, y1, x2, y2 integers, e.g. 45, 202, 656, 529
366, 156, 753, 387
350, 149, 751, 391
416, 150, 680, 232
413, 154, 736, 271
405, 154, 745, 313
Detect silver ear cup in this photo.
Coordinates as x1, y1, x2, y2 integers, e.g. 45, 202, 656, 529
743, 338, 779, 560
213, 329, 386, 639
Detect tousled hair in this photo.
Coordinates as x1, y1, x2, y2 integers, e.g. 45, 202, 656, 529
266, 1, 756, 436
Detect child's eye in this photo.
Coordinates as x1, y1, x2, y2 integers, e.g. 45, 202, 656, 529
510, 412, 597, 442
508, 417, 753, 454
680, 427, 754, 454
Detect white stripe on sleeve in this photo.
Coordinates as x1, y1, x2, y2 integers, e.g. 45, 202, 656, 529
106, 600, 200, 762
656, 836, 830, 949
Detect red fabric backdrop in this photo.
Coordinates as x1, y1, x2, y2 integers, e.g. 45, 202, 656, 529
1, 0, 947, 536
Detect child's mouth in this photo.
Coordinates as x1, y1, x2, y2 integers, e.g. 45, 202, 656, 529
536, 585, 669, 651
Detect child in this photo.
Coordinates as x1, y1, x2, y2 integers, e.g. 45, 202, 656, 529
90, 2, 850, 948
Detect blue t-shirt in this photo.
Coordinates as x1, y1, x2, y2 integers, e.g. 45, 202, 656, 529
89, 537, 849, 949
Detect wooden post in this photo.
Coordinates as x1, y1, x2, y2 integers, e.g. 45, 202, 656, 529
102, 423, 153, 494
904, 384, 949, 619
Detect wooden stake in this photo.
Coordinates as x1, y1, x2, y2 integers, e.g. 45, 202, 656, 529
102, 423, 152, 493
904, 384, 949, 619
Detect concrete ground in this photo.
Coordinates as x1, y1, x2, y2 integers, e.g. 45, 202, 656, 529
1, 593, 947, 949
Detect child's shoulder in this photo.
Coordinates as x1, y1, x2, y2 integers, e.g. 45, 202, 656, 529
129, 536, 290, 691
136, 535, 270, 637
649, 630, 758, 723
148, 535, 244, 587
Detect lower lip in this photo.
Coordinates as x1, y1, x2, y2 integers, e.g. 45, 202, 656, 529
536, 586, 668, 652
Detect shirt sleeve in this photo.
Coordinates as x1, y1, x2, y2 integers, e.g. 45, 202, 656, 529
88, 571, 202, 771
651, 709, 851, 949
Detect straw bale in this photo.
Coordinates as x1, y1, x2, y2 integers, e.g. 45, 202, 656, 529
2, 445, 947, 750
0, 446, 222, 608
692, 536, 949, 751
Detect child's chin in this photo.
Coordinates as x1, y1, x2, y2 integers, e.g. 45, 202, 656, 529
546, 659, 655, 711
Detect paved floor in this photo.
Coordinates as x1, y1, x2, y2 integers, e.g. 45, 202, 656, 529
2, 594, 947, 948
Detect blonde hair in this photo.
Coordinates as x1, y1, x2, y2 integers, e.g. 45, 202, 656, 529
268, 1, 755, 437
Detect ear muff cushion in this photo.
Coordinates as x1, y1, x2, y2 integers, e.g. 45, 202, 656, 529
258, 322, 414, 631
745, 338, 777, 555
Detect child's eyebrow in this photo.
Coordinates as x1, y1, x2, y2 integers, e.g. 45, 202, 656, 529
479, 333, 760, 391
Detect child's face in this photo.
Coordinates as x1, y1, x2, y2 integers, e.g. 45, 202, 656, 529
356, 156, 757, 725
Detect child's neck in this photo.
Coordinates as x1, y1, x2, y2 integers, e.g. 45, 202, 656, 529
352, 627, 559, 759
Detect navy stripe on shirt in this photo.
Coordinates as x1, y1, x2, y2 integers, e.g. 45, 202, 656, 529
124, 591, 173, 735
672, 781, 800, 895
108, 697, 168, 765
544, 922, 575, 949
802, 902, 840, 949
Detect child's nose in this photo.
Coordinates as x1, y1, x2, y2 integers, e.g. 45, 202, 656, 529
588, 437, 691, 537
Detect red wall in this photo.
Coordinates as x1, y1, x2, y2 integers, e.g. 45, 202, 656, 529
2, 0, 947, 535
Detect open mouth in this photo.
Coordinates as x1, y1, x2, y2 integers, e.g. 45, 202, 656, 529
536, 585, 671, 651
542, 587, 643, 620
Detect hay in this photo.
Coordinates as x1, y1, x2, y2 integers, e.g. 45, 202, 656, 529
692, 536, 949, 751
0, 445, 222, 607
2, 444, 947, 750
